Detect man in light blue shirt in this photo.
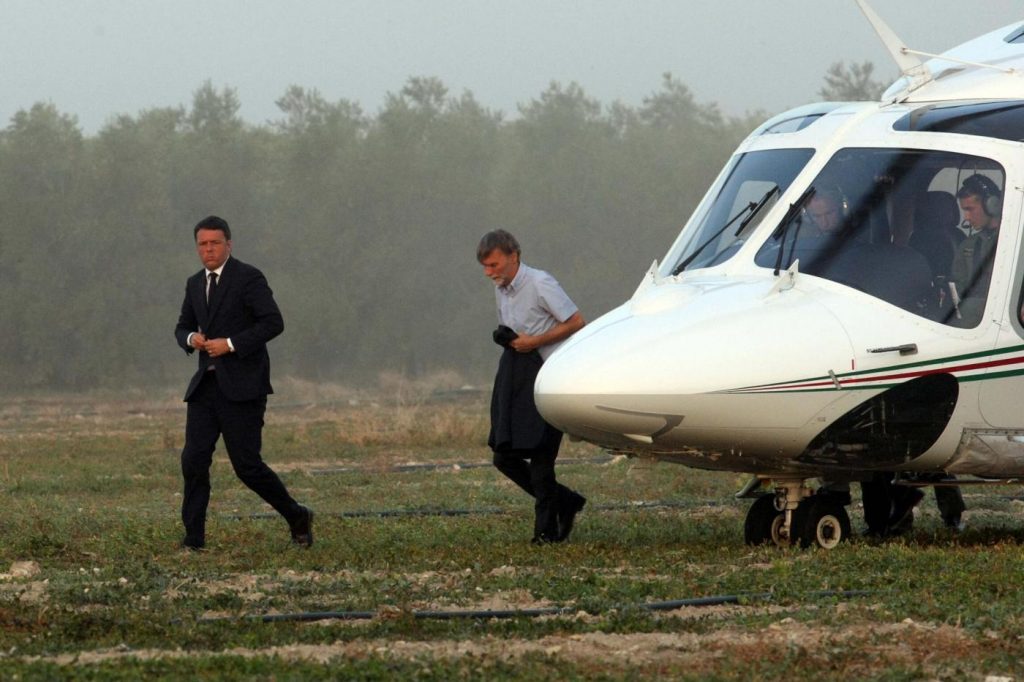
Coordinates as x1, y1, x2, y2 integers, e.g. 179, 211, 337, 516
478, 230, 586, 544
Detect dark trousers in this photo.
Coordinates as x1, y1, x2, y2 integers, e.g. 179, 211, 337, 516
180, 372, 301, 544
917, 473, 966, 524
861, 472, 963, 532
861, 472, 897, 533
934, 484, 966, 523
492, 430, 574, 539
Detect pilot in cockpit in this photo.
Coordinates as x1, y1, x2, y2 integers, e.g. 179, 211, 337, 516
949, 174, 1002, 327
804, 188, 846, 238
794, 187, 869, 280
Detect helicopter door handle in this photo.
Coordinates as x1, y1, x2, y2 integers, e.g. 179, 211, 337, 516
867, 343, 918, 356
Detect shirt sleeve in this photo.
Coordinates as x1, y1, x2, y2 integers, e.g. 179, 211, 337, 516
535, 272, 578, 323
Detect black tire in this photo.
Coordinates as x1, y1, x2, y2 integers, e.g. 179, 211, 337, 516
744, 494, 786, 546
792, 496, 851, 549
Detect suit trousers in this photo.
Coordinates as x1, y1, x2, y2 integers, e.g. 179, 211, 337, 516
861, 472, 927, 534
492, 428, 573, 540
180, 371, 301, 544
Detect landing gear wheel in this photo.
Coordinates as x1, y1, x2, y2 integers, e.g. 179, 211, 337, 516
792, 497, 851, 549
744, 494, 787, 546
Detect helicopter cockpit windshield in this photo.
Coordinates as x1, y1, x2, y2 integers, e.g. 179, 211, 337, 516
665, 148, 814, 274
754, 147, 1005, 328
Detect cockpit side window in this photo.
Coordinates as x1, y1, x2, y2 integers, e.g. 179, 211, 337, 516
754, 148, 1005, 327
663, 148, 814, 276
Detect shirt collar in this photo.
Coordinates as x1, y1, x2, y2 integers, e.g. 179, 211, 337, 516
499, 263, 528, 295
206, 257, 229, 278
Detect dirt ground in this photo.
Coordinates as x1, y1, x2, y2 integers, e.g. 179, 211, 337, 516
15, 615, 982, 679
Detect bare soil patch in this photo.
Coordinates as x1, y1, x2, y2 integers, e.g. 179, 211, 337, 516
16, 618, 984, 678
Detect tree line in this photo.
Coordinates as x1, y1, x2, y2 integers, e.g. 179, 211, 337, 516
0, 65, 876, 393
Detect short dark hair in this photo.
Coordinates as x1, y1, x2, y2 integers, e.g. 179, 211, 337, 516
193, 215, 231, 241
957, 174, 1000, 202
476, 229, 520, 262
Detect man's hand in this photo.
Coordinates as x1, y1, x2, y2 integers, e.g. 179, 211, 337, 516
204, 338, 232, 358
509, 334, 541, 353
190, 332, 208, 351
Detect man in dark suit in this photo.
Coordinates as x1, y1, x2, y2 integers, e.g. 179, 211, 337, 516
174, 215, 312, 550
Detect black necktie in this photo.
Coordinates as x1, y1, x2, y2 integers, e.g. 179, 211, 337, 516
207, 272, 218, 308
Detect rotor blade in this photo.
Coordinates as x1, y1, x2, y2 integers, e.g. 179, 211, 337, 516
854, 0, 931, 94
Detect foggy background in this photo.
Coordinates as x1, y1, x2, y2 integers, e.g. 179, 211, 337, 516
0, 1, 1020, 396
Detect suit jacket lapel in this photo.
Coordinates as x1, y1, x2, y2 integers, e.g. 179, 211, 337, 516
193, 272, 211, 332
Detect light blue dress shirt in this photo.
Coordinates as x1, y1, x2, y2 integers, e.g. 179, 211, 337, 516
495, 264, 578, 360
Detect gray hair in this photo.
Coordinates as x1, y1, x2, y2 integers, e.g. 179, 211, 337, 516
476, 230, 521, 262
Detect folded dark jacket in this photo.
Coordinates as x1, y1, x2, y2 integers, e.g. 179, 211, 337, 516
488, 348, 550, 453
493, 325, 519, 348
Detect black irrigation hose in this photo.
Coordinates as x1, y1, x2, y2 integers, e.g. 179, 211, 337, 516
221, 499, 724, 522
308, 455, 617, 476
224, 507, 507, 520
197, 589, 872, 624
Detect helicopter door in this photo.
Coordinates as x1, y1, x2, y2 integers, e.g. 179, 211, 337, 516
978, 182, 1024, 428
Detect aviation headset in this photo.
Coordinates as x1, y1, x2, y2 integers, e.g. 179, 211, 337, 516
960, 174, 1003, 217
803, 186, 849, 238
805, 185, 849, 218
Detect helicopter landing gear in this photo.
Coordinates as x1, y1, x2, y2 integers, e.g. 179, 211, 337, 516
792, 495, 851, 549
743, 493, 787, 546
743, 478, 852, 549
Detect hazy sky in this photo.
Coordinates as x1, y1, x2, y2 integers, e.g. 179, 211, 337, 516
2, 0, 1022, 134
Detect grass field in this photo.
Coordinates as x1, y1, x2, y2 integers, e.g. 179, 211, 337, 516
2, 385, 1024, 680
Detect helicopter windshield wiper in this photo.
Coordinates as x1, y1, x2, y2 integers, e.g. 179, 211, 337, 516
772, 185, 816, 276
672, 186, 779, 276
735, 185, 779, 236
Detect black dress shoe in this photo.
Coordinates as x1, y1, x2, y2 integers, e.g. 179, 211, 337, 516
290, 506, 314, 547
531, 534, 557, 546
556, 492, 587, 541
180, 538, 205, 552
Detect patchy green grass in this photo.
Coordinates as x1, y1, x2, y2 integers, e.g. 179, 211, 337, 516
2, 392, 1024, 679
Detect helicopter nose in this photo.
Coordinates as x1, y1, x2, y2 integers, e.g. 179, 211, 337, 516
534, 341, 606, 434
535, 279, 858, 450
535, 314, 684, 443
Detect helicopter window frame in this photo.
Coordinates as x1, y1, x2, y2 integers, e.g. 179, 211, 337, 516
753, 146, 1006, 328
759, 114, 826, 135
662, 147, 815, 277
1004, 24, 1024, 44
893, 100, 1024, 142
1018, 277, 1024, 330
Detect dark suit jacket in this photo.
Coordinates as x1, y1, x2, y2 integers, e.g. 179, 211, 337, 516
488, 348, 554, 453
174, 257, 284, 402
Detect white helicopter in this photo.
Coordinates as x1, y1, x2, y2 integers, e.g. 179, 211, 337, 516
535, 1, 1024, 549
